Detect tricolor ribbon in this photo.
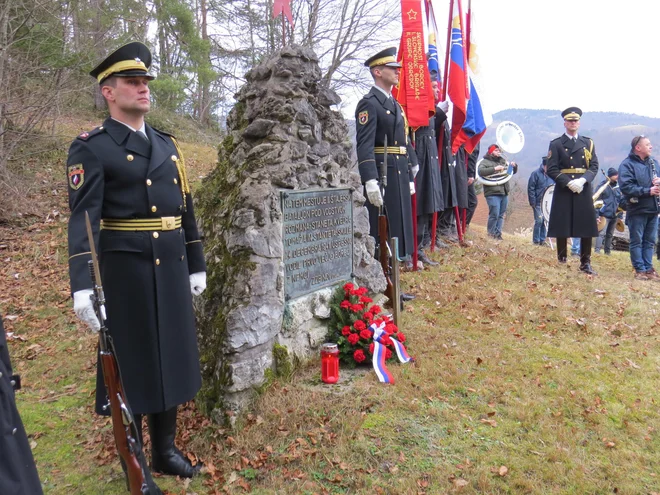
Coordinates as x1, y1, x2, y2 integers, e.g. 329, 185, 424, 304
370, 318, 413, 384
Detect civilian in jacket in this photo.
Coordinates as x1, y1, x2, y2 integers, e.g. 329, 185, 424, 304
618, 136, 660, 280
594, 167, 622, 255
527, 156, 554, 245
478, 144, 517, 239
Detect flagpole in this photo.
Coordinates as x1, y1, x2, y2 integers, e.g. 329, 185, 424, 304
465, 0, 471, 57
441, 0, 453, 101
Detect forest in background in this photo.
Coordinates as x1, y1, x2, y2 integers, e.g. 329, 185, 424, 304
0, 0, 399, 220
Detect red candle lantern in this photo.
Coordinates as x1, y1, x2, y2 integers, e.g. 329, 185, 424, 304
320, 343, 339, 384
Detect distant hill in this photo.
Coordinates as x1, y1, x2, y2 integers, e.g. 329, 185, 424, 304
481, 109, 660, 181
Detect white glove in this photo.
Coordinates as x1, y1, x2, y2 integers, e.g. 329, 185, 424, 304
73, 289, 100, 332
411, 165, 419, 178
410, 182, 416, 195
567, 177, 586, 194
365, 179, 383, 207
190, 272, 207, 296
438, 100, 449, 113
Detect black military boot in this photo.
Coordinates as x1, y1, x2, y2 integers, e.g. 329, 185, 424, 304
417, 250, 438, 266
148, 407, 202, 478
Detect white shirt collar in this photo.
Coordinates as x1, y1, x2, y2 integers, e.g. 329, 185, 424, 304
111, 117, 147, 135
565, 132, 579, 140
372, 85, 392, 99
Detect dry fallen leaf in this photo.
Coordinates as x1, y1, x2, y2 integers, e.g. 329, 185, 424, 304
498, 466, 508, 476
453, 478, 469, 488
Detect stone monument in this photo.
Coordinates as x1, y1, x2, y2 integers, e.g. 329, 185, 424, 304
195, 45, 385, 420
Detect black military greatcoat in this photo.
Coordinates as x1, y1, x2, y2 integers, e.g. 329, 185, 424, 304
67, 117, 206, 415
355, 87, 418, 257
434, 108, 457, 209
0, 316, 44, 495
414, 118, 444, 216
546, 134, 599, 238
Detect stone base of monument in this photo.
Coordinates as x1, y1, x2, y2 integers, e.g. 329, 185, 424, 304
195, 45, 386, 423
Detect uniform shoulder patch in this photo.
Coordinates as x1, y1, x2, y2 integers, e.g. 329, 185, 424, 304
68, 164, 85, 190
76, 126, 105, 141
358, 111, 369, 125
150, 126, 175, 138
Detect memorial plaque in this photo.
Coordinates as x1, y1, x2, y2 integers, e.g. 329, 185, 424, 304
282, 188, 353, 299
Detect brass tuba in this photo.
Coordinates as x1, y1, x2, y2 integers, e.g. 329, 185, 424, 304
476, 121, 524, 186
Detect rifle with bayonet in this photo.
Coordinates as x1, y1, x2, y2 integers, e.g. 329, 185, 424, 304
377, 137, 402, 326
85, 212, 162, 495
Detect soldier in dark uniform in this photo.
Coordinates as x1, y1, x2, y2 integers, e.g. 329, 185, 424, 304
435, 101, 459, 245
546, 107, 599, 275
355, 47, 418, 296
67, 42, 206, 478
0, 315, 44, 495
414, 76, 444, 266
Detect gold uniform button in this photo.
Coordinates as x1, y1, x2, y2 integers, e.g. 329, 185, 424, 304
386, 110, 391, 115
394, 141, 398, 145
155, 259, 161, 266
127, 154, 134, 161
153, 232, 159, 239
146, 179, 152, 186
151, 206, 157, 212
173, 178, 178, 185
99, 126, 104, 130
180, 255, 184, 261
171, 155, 178, 161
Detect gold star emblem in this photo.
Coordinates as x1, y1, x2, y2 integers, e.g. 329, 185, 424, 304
407, 9, 418, 20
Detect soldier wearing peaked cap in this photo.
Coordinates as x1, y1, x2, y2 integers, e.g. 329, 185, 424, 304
546, 106, 600, 275
66, 41, 205, 478
355, 47, 418, 265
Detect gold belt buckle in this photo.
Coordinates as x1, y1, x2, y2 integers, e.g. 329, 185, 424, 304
399, 146, 406, 154
161, 216, 176, 231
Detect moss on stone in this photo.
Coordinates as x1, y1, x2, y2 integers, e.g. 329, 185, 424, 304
272, 343, 293, 378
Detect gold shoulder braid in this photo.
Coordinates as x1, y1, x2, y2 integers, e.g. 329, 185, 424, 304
584, 139, 594, 167
398, 102, 410, 144
171, 137, 191, 211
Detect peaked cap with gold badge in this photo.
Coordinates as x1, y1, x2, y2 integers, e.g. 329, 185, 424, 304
90, 41, 155, 84
363, 47, 402, 69
561, 106, 582, 121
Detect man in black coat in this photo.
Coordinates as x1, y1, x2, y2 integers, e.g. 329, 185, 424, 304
546, 107, 599, 275
66, 42, 206, 478
435, 101, 458, 246
355, 47, 418, 260
0, 315, 44, 495
465, 143, 480, 228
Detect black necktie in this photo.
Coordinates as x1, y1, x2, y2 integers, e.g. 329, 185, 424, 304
137, 130, 149, 143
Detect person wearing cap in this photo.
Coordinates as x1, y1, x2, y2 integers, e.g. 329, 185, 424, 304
527, 156, 554, 246
546, 107, 600, 275
66, 42, 205, 478
478, 143, 518, 240
355, 47, 418, 294
594, 167, 622, 255
618, 135, 660, 280
0, 315, 44, 495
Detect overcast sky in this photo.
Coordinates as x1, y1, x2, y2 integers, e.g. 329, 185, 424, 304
348, 0, 660, 119
467, 0, 659, 118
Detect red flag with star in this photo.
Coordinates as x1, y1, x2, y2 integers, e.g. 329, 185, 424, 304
393, 0, 435, 128
273, 0, 293, 27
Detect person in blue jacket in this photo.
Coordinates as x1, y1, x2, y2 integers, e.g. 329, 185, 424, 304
594, 167, 622, 255
527, 156, 554, 245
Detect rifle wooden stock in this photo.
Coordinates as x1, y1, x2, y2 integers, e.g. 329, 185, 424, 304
100, 351, 145, 495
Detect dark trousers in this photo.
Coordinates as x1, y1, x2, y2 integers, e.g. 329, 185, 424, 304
557, 237, 592, 265
417, 213, 431, 251
437, 208, 455, 236
466, 184, 477, 225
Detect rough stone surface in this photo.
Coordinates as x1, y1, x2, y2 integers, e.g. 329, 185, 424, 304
196, 45, 385, 417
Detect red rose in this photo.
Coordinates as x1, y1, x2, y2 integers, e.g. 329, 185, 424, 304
341, 326, 351, 336
359, 296, 373, 304
369, 343, 375, 355
385, 323, 398, 334
381, 335, 392, 346
358, 287, 369, 296
370, 305, 382, 315
353, 349, 366, 363
340, 300, 350, 309
385, 348, 392, 360
351, 304, 364, 312
347, 333, 359, 345
354, 320, 366, 331
360, 329, 372, 340
350, 289, 358, 296
343, 282, 355, 292
363, 312, 374, 322
396, 332, 406, 343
